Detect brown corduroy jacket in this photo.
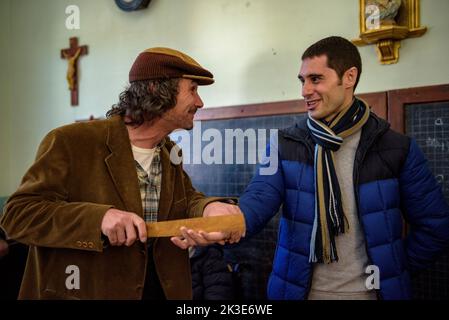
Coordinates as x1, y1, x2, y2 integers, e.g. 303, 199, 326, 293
0, 115, 220, 299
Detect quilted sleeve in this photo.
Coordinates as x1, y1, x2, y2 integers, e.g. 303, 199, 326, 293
239, 137, 285, 238
399, 139, 449, 272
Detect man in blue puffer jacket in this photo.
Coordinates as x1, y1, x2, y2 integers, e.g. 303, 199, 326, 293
238, 36, 449, 300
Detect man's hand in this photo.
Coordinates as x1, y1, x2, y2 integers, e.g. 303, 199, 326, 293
0, 239, 9, 258
203, 202, 242, 218
101, 208, 147, 246
171, 202, 246, 250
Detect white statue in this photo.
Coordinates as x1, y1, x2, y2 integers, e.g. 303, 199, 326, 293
366, 0, 402, 26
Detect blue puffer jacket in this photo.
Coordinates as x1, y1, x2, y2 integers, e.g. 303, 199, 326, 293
239, 113, 449, 300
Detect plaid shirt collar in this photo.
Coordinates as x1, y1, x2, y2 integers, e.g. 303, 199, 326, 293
135, 146, 162, 223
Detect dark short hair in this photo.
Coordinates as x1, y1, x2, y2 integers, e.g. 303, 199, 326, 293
301, 36, 362, 90
106, 78, 180, 126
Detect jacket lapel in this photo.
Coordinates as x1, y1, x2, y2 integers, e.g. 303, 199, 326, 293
104, 116, 143, 217
157, 143, 175, 222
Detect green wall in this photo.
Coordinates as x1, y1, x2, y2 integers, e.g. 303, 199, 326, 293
1, 0, 449, 195
0, 0, 11, 196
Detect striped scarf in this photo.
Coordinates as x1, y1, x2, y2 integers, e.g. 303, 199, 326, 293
307, 98, 370, 263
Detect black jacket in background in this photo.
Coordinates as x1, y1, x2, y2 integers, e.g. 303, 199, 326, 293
190, 245, 235, 300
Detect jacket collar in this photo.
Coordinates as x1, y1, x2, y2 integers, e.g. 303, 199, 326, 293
281, 108, 390, 151
355, 111, 390, 165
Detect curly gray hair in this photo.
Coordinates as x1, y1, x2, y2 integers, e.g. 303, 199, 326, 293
106, 78, 180, 126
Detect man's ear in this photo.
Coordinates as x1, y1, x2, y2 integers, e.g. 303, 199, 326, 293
343, 67, 358, 89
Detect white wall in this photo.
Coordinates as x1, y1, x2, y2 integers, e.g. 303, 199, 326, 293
1, 0, 449, 195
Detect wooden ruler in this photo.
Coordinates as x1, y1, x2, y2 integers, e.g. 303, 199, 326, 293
146, 214, 245, 238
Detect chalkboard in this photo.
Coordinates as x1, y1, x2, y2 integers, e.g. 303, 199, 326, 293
406, 101, 449, 300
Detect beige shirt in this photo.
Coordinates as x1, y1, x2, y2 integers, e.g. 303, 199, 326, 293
309, 130, 377, 300
132, 144, 156, 175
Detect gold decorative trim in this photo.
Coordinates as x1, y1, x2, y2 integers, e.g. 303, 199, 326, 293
352, 0, 427, 64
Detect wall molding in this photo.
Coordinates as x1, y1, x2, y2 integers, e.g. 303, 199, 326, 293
196, 91, 388, 121
196, 83, 449, 133
388, 84, 449, 133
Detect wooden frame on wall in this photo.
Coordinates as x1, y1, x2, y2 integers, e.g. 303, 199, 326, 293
195, 91, 387, 121
196, 84, 449, 135
388, 84, 449, 133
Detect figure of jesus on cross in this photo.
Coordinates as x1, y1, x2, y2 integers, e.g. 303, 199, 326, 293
60, 37, 88, 106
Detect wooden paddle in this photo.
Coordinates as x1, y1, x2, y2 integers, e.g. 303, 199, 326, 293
146, 214, 245, 238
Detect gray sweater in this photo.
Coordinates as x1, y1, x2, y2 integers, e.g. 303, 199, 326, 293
308, 130, 377, 300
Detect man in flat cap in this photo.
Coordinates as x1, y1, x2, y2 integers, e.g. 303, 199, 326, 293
0, 47, 243, 300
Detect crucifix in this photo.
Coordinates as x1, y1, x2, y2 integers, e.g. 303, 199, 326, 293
60, 37, 88, 106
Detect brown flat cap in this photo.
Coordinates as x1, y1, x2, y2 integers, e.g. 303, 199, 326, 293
129, 47, 214, 85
